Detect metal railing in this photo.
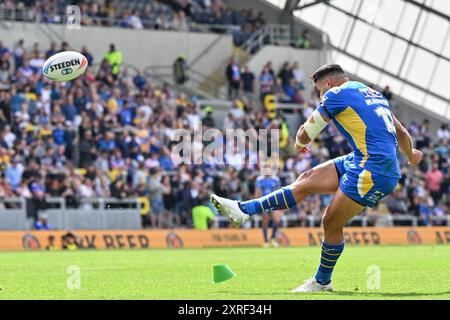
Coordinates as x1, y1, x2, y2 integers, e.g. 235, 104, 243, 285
0, 197, 143, 230
266, 24, 292, 46
0, 197, 140, 210
77, 197, 142, 210
240, 24, 292, 54
1, 197, 449, 229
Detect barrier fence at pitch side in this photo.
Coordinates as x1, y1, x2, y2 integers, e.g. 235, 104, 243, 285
2, 227, 450, 251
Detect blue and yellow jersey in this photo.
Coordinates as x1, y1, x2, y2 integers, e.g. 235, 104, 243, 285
255, 176, 281, 196
317, 81, 401, 179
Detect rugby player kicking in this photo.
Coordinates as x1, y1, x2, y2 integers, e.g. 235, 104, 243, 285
211, 64, 423, 292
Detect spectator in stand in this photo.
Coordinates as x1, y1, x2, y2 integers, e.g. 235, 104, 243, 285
382, 85, 393, 101
127, 9, 144, 29
419, 192, 435, 226
104, 44, 122, 79
255, 11, 266, 26
273, 77, 290, 103
1, 125, 16, 149
28, 51, 45, 74
29, 175, 48, 221
229, 99, 246, 125
173, 54, 188, 84
172, 10, 189, 31
432, 202, 447, 226
240, 65, 255, 102
437, 124, 450, 140
292, 62, 305, 90
386, 189, 408, 215
265, 61, 275, 77
292, 87, 306, 104
34, 214, 52, 230
426, 162, 444, 205
201, 106, 215, 129
45, 42, 57, 59
0, 174, 13, 202
441, 171, 450, 200
147, 167, 164, 228
81, 46, 94, 66
259, 64, 275, 102
0, 59, 10, 86
225, 57, 241, 100
415, 119, 431, 150
278, 62, 294, 88
5, 157, 24, 191
174, 0, 193, 17
133, 70, 148, 90
0, 41, 10, 57
283, 78, 298, 102
119, 100, 135, 126
59, 41, 69, 53
192, 200, 216, 230
18, 60, 33, 82
13, 39, 25, 70
296, 30, 311, 49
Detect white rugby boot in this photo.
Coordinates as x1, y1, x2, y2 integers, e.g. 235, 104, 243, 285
270, 238, 280, 248
210, 194, 250, 226
290, 278, 333, 293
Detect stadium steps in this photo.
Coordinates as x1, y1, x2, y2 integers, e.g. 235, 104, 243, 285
0, 20, 9, 30
197, 46, 252, 99
143, 68, 216, 100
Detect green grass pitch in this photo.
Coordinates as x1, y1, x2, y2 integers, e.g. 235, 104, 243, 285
0, 246, 449, 300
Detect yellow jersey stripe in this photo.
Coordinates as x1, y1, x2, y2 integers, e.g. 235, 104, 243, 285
259, 201, 264, 212
334, 107, 369, 168
361, 154, 369, 167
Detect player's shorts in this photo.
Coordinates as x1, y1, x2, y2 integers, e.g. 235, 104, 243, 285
333, 153, 399, 208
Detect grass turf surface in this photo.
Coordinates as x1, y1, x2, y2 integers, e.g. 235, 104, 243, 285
0, 246, 449, 300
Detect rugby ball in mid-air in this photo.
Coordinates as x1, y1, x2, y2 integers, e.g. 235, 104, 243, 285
43, 51, 88, 81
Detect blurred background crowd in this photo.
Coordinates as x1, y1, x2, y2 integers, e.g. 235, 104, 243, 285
0, 38, 449, 229
0, 0, 278, 47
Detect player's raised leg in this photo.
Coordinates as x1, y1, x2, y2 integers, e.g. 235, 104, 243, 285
210, 160, 340, 225
291, 188, 365, 293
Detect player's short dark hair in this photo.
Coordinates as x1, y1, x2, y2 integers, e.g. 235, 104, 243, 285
311, 64, 347, 83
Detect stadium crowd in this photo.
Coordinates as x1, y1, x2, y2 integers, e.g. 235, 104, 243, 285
226, 58, 308, 103
0, 39, 449, 229
0, 0, 268, 46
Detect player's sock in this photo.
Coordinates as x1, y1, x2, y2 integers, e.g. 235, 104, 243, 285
271, 224, 278, 239
262, 226, 268, 243
314, 241, 345, 285
238, 187, 297, 216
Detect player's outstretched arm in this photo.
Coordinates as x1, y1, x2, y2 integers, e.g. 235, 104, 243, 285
295, 110, 330, 153
393, 116, 423, 165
